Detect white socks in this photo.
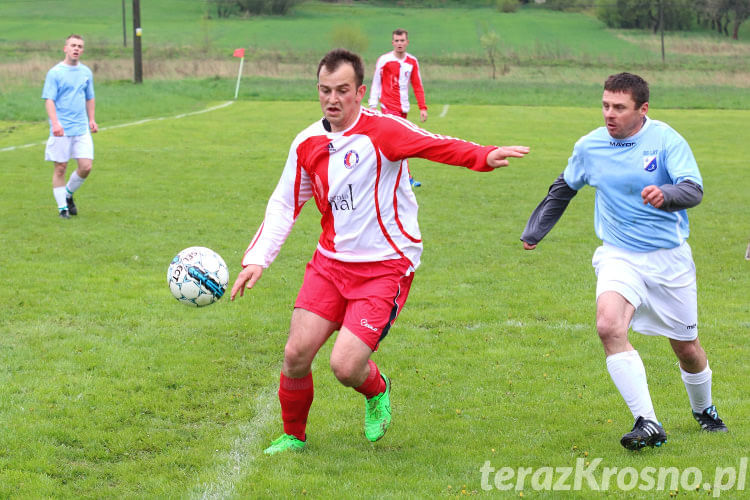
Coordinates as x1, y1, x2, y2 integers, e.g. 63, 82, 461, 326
54, 172, 86, 210
66, 171, 85, 194
53, 186, 68, 210
681, 362, 712, 413
606, 350, 657, 421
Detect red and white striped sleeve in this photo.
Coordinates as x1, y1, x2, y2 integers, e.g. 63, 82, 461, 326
408, 56, 427, 111
367, 55, 385, 109
370, 113, 496, 172
241, 132, 315, 268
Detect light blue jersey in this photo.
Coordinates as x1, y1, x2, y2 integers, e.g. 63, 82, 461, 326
42, 62, 95, 136
563, 116, 702, 252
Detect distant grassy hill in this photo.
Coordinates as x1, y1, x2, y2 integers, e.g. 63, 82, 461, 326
1, 0, 748, 123
2, 0, 748, 67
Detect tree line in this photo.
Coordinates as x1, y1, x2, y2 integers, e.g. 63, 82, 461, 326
593, 0, 750, 40
206, 0, 750, 40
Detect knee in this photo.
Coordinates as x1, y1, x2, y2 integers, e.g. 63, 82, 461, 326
282, 342, 311, 378
674, 341, 705, 365
329, 356, 359, 387
78, 163, 92, 176
596, 315, 623, 341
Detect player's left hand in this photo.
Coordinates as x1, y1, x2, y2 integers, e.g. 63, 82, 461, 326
90, 120, 99, 133
230, 264, 263, 301
420, 109, 428, 122
486, 146, 530, 168
641, 185, 664, 208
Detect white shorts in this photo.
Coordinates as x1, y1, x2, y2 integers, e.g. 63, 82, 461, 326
45, 134, 94, 163
592, 242, 698, 341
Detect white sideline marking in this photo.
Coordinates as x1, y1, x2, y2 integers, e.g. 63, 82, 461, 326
503, 319, 588, 331
439, 104, 449, 118
191, 386, 277, 500
0, 101, 235, 153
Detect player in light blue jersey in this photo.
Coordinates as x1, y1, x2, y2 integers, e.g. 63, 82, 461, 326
521, 72, 727, 450
42, 34, 98, 219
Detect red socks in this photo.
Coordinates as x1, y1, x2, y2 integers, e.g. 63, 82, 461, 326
278, 372, 314, 442
354, 360, 386, 399
278, 362, 385, 440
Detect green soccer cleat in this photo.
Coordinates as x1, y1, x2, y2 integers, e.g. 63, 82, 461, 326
263, 434, 306, 455
364, 374, 392, 442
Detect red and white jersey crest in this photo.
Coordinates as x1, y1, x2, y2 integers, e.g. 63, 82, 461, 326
242, 108, 496, 270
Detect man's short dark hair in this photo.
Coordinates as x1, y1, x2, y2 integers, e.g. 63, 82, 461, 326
317, 49, 365, 88
604, 72, 649, 108
392, 29, 408, 38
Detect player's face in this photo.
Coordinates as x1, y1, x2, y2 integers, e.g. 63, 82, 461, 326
602, 90, 648, 140
392, 34, 409, 56
63, 37, 85, 65
318, 63, 366, 132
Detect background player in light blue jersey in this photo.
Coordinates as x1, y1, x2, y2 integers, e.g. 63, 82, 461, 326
520, 72, 727, 450
42, 34, 98, 219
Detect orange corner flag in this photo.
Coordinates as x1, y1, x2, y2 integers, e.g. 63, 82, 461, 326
233, 48, 245, 58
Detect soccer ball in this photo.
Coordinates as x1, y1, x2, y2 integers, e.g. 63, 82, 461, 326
167, 247, 229, 307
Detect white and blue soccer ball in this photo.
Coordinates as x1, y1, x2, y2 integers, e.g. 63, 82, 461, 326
167, 246, 229, 307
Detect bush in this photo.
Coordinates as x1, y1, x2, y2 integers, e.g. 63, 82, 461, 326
330, 25, 369, 54
210, 0, 302, 16
496, 0, 521, 12
540, 0, 594, 11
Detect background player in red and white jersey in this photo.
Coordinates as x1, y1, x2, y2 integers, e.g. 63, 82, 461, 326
368, 29, 428, 187
231, 48, 529, 455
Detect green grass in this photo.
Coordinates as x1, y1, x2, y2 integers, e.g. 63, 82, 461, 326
1, 101, 748, 497
1, 0, 748, 69
2, 76, 748, 146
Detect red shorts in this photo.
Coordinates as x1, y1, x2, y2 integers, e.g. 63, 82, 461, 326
380, 105, 407, 119
294, 251, 414, 351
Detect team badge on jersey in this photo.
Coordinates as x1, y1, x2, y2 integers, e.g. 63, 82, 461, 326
643, 155, 658, 172
343, 150, 359, 169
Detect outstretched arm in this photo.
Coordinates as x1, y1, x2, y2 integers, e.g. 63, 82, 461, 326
520, 172, 578, 249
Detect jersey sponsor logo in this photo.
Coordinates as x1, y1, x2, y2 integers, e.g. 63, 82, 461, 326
360, 318, 379, 332
328, 183, 357, 211
343, 150, 359, 169
610, 141, 636, 147
643, 155, 658, 172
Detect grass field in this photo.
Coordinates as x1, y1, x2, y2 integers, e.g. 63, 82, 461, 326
1, 1, 749, 497
1, 100, 749, 498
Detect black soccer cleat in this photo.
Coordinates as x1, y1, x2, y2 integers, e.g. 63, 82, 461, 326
693, 405, 728, 432
59, 209, 71, 219
66, 195, 77, 215
620, 416, 667, 450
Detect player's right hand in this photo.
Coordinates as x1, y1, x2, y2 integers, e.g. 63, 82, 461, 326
522, 241, 537, 250
230, 264, 263, 301
52, 122, 64, 137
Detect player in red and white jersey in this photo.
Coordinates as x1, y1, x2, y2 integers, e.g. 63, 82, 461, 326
231, 49, 529, 455
368, 29, 428, 187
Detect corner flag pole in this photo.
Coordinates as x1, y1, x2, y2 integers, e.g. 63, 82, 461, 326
233, 48, 245, 100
